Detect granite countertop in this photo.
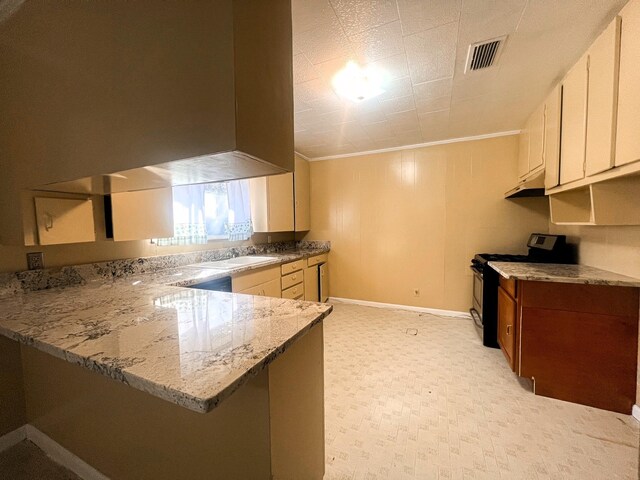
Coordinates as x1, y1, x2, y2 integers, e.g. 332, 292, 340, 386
148, 248, 328, 288
489, 262, 640, 287
0, 248, 332, 413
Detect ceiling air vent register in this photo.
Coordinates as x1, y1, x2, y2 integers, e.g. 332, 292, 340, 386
465, 36, 507, 73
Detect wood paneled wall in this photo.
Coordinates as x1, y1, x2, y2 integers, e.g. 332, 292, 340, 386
305, 135, 550, 313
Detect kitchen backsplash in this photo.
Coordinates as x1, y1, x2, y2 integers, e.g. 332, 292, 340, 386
0, 240, 330, 298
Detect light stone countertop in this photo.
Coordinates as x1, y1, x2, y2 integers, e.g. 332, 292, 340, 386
0, 249, 332, 413
488, 262, 640, 287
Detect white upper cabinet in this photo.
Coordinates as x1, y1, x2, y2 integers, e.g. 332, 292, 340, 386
250, 174, 295, 233
251, 156, 311, 233
615, 0, 640, 167
517, 130, 531, 180
585, 16, 621, 176
0, 1, 294, 191
544, 85, 562, 190
516, 96, 547, 184
109, 188, 174, 242
560, 53, 589, 185
34, 197, 96, 246
528, 103, 546, 174
294, 155, 311, 232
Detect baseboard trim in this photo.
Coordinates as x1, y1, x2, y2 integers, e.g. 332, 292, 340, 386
25, 425, 109, 480
633, 404, 640, 422
329, 297, 471, 318
0, 425, 26, 453
0, 424, 109, 479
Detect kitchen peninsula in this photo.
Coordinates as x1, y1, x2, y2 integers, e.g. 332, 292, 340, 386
0, 244, 331, 479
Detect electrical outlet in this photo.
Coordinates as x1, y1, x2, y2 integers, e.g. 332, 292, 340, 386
27, 252, 44, 270
413, 288, 420, 297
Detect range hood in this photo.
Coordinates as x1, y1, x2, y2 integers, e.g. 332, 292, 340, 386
0, 0, 293, 196
504, 171, 547, 198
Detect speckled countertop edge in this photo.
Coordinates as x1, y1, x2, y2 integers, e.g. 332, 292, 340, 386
488, 262, 640, 288
0, 245, 332, 413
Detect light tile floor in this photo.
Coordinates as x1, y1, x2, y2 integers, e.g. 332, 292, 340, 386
323, 303, 640, 480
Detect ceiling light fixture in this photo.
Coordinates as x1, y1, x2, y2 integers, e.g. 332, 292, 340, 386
332, 61, 388, 102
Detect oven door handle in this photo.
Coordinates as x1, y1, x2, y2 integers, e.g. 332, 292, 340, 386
469, 308, 482, 328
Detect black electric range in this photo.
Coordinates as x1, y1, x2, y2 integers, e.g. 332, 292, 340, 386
469, 233, 574, 348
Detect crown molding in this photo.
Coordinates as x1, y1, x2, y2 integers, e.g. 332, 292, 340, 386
302, 130, 521, 162
294, 151, 311, 161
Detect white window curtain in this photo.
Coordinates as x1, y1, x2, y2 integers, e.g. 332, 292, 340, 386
157, 180, 252, 246
157, 184, 208, 246
225, 180, 253, 241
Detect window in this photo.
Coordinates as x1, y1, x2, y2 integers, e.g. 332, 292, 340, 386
203, 183, 231, 239
157, 180, 252, 246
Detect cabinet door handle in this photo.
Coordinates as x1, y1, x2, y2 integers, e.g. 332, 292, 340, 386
291, 275, 297, 280
506, 325, 512, 335
44, 212, 54, 231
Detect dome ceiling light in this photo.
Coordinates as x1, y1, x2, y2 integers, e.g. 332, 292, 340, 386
331, 61, 389, 102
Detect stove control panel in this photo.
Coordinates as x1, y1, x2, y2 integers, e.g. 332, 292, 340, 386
527, 233, 563, 251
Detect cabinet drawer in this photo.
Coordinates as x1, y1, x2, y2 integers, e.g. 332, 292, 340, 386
306, 253, 327, 267
239, 278, 281, 298
281, 271, 303, 290
232, 265, 280, 292
520, 281, 638, 315
281, 260, 304, 275
499, 276, 517, 298
282, 283, 304, 300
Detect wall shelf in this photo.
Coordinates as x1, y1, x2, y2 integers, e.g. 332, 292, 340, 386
549, 174, 640, 225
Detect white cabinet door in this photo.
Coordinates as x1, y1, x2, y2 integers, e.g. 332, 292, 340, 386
517, 131, 530, 179
528, 103, 546, 173
544, 85, 562, 189
110, 188, 174, 241
250, 173, 294, 233
560, 54, 589, 185
586, 16, 621, 176
34, 197, 96, 245
294, 155, 310, 232
615, 0, 640, 167
268, 173, 295, 232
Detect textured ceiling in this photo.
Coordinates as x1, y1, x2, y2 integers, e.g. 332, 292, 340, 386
292, 0, 627, 159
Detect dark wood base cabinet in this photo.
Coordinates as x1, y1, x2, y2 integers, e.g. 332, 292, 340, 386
497, 279, 639, 414
497, 277, 518, 371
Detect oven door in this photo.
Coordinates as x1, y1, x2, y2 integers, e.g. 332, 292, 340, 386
470, 267, 483, 328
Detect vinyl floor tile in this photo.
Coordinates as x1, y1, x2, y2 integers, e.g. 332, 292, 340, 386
323, 303, 640, 480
